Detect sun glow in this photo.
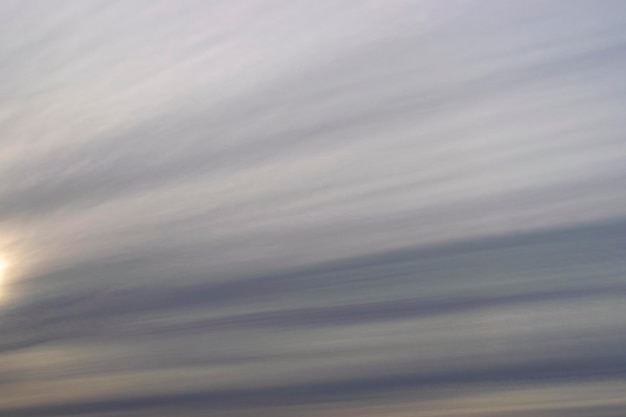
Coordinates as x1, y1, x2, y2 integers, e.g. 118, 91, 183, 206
0, 256, 16, 302
0, 258, 7, 288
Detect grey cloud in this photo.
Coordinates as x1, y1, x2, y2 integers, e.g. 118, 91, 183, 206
1, 36, 458, 218
5, 18, 625, 222
2, 218, 624, 354
3, 352, 626, 417
2, 1, 626, 415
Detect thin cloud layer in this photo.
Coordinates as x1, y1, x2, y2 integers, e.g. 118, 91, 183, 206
1, 1, 626, 416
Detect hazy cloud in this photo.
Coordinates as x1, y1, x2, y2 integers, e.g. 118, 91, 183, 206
1, 0, 626, 416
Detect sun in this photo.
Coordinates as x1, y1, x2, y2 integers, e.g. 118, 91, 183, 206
0, 257, 13, 301
0, 258, 6, 282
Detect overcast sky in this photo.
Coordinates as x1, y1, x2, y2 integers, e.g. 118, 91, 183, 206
1, 1, 626, 416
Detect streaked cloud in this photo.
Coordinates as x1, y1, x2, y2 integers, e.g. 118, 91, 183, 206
1, 1, 626, 416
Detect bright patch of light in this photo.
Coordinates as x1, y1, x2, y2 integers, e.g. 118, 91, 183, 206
0, 258, 7, 295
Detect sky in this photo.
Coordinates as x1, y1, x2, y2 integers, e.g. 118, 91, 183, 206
1, 0, 626, 416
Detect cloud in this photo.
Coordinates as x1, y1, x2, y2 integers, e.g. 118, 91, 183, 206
3, 351, 626, 416
2, 0, 626, 416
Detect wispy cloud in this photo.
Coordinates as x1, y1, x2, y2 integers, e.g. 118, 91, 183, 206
1, 0, 626, 415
